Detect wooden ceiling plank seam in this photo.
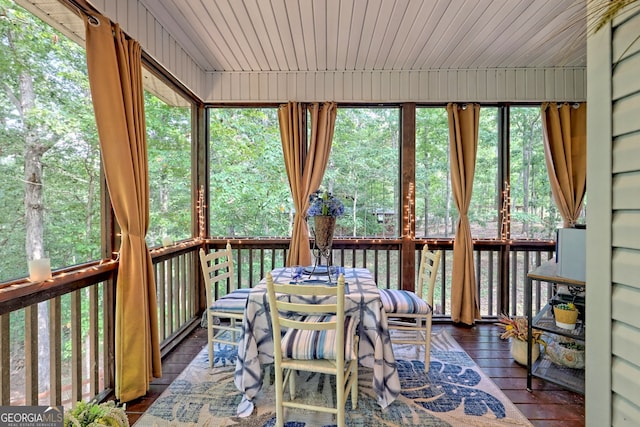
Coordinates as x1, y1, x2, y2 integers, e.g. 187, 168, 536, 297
100, 0, 117, 23
344, 0, 366, 72
172, 0, 233, 71
374, 0, 408, 70
387, 0, 430, 70
126, 0, 139, 46
175, 0, 236, 71
519, 0, 587, 66
158, 23, 170, 72
354, 0, 383, 71
362, 0, 395, 70
373, 0, 413, 70
233, 0, 272, 71
299, 0, 317, 72
335, 0, 355, 72
282, 0, 307, 71
230, 0, 272, 71
444, 0, 508, 69
140, 0, 218, 71
271, 0, 300, 71
253, 0, 289, 72
146, 8, 156, 59
115, 0, 128, 28
405, 0, 451, 70
487, 0, 573, 67
413, 0, 467, 70
201, 0, 253, 71
184, 0, 241, 72
325, 0, 340, 71
456, 0, 535, 69
429, 0, 493, 69
313, 0, 327, 71
477, 0, 567, 67
136, 2, 149, 52
507, 4, 586, 67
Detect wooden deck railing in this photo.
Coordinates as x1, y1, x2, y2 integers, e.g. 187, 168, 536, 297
0, 238, 555, 407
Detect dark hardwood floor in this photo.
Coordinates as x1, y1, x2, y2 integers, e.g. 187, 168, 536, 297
124, 323, 585, 426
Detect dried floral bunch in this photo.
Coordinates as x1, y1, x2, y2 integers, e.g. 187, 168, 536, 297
496, 314, 545, 345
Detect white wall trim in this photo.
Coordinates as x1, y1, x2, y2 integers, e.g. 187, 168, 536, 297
585, 5, 613, 426
203, 68, 586, 104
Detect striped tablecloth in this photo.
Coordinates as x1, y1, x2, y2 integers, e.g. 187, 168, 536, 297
233, 267, 401, 416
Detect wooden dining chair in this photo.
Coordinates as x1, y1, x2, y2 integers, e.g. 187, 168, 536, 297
265, 272, 359, 427
379, 245, 442, 372
199, 243, 249, 368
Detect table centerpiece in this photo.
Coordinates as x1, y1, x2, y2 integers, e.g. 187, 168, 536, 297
307, 189, 344, 275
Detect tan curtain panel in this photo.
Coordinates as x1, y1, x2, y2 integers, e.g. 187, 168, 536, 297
280, 102, 337, 266
447, 103, 481, 325
541, 102, 587, 227
85, 14, 161, 402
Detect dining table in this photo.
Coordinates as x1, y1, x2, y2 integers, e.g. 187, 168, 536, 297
233, 266, 401, 417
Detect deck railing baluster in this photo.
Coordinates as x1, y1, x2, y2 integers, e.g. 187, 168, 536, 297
0, 238, 555, 408
0, 313, 9, 404
25, 305, 37, 405
71, 290, 82, 405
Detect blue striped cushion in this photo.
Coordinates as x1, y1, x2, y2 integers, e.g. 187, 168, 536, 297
379, 289, 432, 314
281, 315, 359, 361
210, 288, 251, 313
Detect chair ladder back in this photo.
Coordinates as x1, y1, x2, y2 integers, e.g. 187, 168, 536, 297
200, 243, 236, 298
266, 271, 357, 426
417, 246, 442, 305
198, 243, 244, 369
266, 273, 346, 357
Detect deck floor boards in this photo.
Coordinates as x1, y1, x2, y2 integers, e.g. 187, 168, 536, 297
125, 323, 585, 426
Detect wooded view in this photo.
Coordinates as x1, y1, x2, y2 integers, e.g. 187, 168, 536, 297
0, 0, 584, 406
1, 0, 568, 285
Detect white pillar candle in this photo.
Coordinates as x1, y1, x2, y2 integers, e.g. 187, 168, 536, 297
162, 236, 173, 247
28, 258, 52, 282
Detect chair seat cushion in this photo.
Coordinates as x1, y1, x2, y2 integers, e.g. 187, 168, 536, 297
210, 288, 251, 313
379, 288, 432, 314
281, 315, 359, 361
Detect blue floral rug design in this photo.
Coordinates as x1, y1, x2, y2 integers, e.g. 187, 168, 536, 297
134, 331, 532, 426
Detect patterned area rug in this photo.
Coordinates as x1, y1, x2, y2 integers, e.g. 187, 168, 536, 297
134, 330, 532, 426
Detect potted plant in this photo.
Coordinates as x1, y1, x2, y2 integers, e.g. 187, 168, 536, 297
553, 302, 579, 330
496, 314, 546, 365
64, 400, 129, 427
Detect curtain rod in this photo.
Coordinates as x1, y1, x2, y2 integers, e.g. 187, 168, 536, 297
64, 0, 101, 26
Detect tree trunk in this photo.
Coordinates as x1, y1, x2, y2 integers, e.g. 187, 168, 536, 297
20, 69, 51, 393
522, 120, 535, 237
351, 195, 357, 237
446, 148, 453, 235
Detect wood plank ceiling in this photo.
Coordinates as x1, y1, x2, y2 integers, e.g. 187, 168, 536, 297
137, 0, 587, 73
18, 0, 588, 104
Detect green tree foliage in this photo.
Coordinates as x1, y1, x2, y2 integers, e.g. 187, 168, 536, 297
510, 107, 563, 239
207, 107, 401, 238
416, 108, 452, 236
209, 108, 290, 237
470, 107, 500, 237
1, 0, 100, 282
145, 91, 192, 246
328, 108, 399, 237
